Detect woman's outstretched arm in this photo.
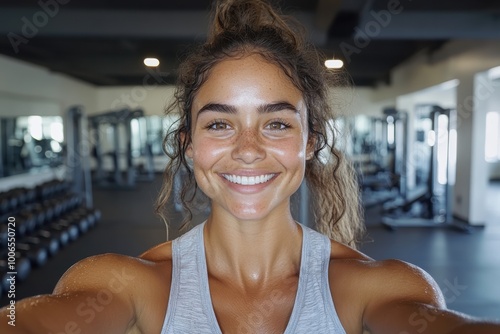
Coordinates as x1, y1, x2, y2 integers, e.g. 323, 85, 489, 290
361, 259, 500, 334
0, 253, 140, 334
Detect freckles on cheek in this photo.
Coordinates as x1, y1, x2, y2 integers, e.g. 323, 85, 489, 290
268, 142, 307, 159
192, 144, 228, 161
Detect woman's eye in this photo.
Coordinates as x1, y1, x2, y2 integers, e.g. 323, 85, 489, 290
267, 122, 289, 130
207, 121, 230, 131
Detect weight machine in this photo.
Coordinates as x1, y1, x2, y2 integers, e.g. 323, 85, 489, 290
381, 105, 467, 231
356, 109, 407, 208
89, 108, 154, 189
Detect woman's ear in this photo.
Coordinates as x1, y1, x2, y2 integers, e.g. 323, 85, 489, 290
180, 131, 193, 158
306, 134, 316, 160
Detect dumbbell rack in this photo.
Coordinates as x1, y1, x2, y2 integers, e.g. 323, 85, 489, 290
0, 179, 101, 299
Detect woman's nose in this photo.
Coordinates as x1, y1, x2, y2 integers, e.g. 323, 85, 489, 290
231, 129, 266, 164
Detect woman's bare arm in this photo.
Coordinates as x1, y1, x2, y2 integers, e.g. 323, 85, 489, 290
0, 253, 141, 334
362, 259, 500, 334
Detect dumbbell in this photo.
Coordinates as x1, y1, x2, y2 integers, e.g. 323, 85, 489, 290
65, 212, 90, 233
18, 211, 37, 235
14, 188, 27, 207
31, 204, 47, 228
87, 208, 102, 227
57, 196, 73, 216
74, 207, 101, 227
37, 181, 55, 200
0, 195, 9, 214
6, 191, 18, 212
33, 230, 60, 256
0, 255, 32, 291
21, 235, 59, 258
51, 219, 79, 242
43, 203, 55, 224
0, 224, 8, 246
39, 226, 69, 248
16, 243, 48, 268
64, 195, 81, 212
25, 188, 36, 204
50, 198, 64, 219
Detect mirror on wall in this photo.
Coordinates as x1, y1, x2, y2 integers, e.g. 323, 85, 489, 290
0, 115, 64, 178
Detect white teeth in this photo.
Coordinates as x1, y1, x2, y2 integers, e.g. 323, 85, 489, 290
223, 174, 275, 185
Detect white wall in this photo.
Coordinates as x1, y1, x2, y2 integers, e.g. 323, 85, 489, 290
374, 40, 500, 102
0, 54, 96, 117
345, 87, 395, 117
485, 78, 500, 180
95, 86, 176, 116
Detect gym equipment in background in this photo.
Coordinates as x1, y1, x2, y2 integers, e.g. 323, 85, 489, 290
0, 116, 64, 178
89, 109, 155, 189
381, 105, 466, 231
351, 109, 407, 209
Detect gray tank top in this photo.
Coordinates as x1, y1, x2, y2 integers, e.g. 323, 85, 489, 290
160, 222, 347, 333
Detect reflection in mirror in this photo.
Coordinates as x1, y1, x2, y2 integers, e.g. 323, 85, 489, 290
0, 116, 64, 178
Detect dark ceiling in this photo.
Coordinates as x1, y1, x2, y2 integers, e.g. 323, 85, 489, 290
1, 0, 500, 87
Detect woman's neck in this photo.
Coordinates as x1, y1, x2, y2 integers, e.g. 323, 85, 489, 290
203, 209, 303, 289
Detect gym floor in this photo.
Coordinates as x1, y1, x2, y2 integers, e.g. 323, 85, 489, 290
1, 176, 499, 320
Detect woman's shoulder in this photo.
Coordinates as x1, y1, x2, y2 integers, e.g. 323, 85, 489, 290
328, 239, 444, 333
329, 238, 437, 287
54, 249, 173, 298
328, 239, 440, 297
53, 247, 174, 333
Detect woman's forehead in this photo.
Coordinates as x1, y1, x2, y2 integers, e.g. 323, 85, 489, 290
193, 54, 303, 106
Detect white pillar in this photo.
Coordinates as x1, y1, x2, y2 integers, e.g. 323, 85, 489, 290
453, 72, 491, 225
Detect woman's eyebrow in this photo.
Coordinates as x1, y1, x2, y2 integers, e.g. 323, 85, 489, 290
197, 103, 237, 115
197, 101, 298, 115
258, 102, 298, 114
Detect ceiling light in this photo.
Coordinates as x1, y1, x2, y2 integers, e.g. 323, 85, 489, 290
325, 58, 343, 69
144, 58, 160, 67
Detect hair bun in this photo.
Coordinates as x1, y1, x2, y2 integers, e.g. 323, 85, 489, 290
208, 0, 302, 47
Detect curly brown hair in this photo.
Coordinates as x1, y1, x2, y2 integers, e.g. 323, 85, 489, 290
156, 0, 365, 248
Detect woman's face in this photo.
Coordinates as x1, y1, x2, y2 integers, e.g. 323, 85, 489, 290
187, 53, 314, 221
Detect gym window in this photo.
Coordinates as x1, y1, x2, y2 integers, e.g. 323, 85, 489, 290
485, 111, 500, 162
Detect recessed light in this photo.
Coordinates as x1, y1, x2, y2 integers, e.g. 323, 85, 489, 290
144, 58, 160, 67
325, 58, 343, 69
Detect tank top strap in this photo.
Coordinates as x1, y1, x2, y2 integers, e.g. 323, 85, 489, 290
161, 222, 221, 334
285, 224, 347, 334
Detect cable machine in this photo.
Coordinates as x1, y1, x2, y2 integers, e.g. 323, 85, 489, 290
89, 109, 154, 189
381, 105, 465, 230
357, 109, 407, 208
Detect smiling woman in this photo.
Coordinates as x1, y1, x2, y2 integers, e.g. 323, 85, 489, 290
1, 0, 500, 333
185, 54, 311, 221
157, 0, 364, 246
